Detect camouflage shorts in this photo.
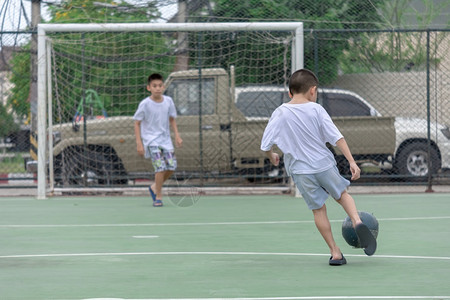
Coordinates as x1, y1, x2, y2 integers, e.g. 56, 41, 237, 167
148, 146, 177, 173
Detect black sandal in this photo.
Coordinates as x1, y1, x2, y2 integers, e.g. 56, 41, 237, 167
356, 223, 377, 256
329, 253, 347, 266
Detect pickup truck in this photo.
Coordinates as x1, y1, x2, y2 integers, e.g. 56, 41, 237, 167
236, 85, 450, 178
28, 68, 450, 185
40, 68, 281, 185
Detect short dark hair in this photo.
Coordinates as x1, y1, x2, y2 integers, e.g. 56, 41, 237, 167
288, 69, 319, 95
148, 73, 164, 85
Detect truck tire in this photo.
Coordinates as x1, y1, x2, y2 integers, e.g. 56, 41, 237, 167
242, 159, 286, 183
336, 156, 351, 176
55, 148, 122, 186
394, 142, 440, 178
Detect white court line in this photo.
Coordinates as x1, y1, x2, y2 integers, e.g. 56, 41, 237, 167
81, 296, 450, 300
132, 235, 159, 239
1, 216, 450, 228
1, 251, 449, 261
0, 220, 307, 228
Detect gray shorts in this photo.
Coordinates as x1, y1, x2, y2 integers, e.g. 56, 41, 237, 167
291, 165, 350, 210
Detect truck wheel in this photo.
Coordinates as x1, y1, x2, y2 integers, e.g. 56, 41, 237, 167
245, 167, 284, 183
57, 150, 114, 186
394, 142, 440, 178
336, 156, 350, 176
242, 160, 286, 183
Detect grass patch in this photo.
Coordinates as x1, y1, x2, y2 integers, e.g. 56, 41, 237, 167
0, 153, 26, 173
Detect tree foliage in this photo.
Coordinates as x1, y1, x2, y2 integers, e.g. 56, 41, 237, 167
50, 30, 175, 122
339, 0, 448, 73
0, 102, 18, 137
8, 45, 30, 122
9, 0, 175, 123
48, 0, 175, 122
191, 0, 386, 85
7, 0, 446, 123
46, 0, 161, 23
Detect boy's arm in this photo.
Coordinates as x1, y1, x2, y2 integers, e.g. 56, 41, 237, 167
335, 137, 360, 180
261, 124, 279, 166
169, 117, 183, 148
264, 148, 280, 167
134, 120, 145, 157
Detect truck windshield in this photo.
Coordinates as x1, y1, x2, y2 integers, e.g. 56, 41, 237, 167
236, 90, 289, 117
165, 78, 215, 116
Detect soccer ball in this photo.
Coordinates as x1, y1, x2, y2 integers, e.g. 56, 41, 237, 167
342, 211, 379, 248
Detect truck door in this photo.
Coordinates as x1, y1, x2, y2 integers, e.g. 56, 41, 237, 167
165, 75, 232, 174
319, 90, 396, 159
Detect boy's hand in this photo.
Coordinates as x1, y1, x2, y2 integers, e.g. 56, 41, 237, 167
350, 162, 360, 180
175, 136, 183, 148
269, 152, 280, 166
137, 143, 144, 157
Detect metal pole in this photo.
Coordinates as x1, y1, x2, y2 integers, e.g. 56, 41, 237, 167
81, 33, 88, 186
30, 0, 41, 134
198, 32, 204, 186
36, 26, 46, 199
425, 29, 434, 193
39, 22, 305, 33
313, 30, 319, 76
31, 0, 42, 198
47, 40, 54, 193
294, 24, 304, 70
174, 0, 188, 71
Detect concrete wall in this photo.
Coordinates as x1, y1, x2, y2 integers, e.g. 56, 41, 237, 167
331, 33, 450, 126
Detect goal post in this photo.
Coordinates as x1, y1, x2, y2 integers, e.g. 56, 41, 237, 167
36, 22, 304, 199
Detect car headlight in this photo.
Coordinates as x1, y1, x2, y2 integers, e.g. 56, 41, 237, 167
441, 126, 450, 140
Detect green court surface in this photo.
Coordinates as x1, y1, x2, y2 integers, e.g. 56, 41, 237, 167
1, 193, 449, 300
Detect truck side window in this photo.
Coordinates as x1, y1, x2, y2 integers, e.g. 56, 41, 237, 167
323, 93, 371, 117
236, 91, 287, 117
165, 78, 215, 116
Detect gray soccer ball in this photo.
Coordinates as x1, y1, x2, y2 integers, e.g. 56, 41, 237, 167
342, 211, 379, 248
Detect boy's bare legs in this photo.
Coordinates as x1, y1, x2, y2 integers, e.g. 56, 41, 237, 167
151, 170, 174, 200
335, 191, 362, 227
336, 190, 377, 256
312, 204, 342, 260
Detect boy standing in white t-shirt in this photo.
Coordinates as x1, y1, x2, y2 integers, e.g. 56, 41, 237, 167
261, 69, 376, 265
134, 73, 183, 207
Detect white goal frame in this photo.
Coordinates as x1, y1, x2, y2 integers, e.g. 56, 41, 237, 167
36, 22, 304, 199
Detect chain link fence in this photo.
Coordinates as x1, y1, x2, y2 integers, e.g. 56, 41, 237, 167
1, 0, 449, 190
311, 29, 450, 186
0, 30, 34, 186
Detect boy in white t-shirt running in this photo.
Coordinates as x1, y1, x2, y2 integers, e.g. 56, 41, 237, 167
260, 69, 376, 265
134, 73, 183, 207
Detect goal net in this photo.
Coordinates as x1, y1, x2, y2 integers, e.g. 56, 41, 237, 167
36, 22, 303, 198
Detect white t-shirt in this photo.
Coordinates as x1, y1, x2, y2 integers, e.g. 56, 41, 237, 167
133, 95, 177, 157
260, 102, 343, 175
